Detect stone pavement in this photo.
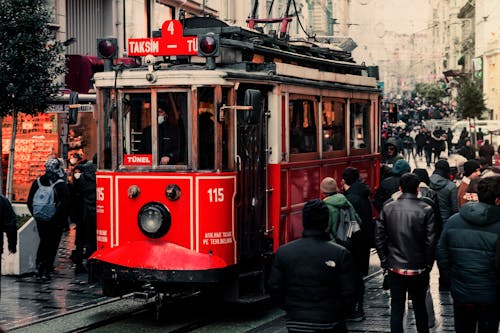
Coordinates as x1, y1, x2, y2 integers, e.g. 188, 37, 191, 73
0, 226, 107, 331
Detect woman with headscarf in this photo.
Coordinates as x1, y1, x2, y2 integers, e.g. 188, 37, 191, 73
27, 158, 70, 279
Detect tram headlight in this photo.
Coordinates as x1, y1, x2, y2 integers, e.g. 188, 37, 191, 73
138, 202, 171, 239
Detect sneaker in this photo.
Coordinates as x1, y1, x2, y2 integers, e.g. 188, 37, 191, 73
347, 309, 365, 322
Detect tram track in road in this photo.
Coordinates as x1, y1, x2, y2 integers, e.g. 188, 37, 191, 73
8, 293, 153, 333
9, 251, 383, 333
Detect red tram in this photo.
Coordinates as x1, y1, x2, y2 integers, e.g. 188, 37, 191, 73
89, 16, 381, 302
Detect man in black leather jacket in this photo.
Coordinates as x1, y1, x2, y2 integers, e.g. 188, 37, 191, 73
269, 199, 357, 333
375, 173, 437, 333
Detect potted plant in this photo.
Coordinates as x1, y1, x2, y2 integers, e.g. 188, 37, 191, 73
2, 204, 40, 275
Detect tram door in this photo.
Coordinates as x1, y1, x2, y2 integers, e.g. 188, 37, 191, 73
235, 89, 267, 261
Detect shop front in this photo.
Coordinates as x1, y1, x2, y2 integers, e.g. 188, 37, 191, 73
2, 100, 97, 202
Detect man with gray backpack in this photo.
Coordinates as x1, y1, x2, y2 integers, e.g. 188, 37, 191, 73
28, 158, 70, 279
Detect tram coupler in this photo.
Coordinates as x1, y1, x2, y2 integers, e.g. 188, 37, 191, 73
133, 284, 156, 301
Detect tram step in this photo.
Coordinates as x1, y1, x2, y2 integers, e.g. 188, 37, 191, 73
235, 293, 270, 304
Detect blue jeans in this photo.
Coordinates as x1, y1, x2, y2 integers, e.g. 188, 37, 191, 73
389, 271, 430, 333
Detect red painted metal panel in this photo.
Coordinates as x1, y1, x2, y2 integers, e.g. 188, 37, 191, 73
197, 175, 237, 266
96, 174, 113, 250
115, 174, 193, 248
91, 240, 227, 270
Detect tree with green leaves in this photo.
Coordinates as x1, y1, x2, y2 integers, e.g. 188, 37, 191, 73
414, 82, 446, 106
0, 0, 66, 200
455, 77, 487, 120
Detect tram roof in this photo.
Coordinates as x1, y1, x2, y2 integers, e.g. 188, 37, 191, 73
94, 17, 378, 90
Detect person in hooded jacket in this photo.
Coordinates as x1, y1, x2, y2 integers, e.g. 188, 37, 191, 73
341, 168, 374, 322
74, 159, 97, 259
374, 159, 411, 213
27, 158, 70, 279
269, 199, 357, 333
429, 160, 458, 291
381, 137, 404, 166
437, 176, 500, 333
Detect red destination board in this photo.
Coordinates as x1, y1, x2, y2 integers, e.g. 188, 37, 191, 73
128, 20, 198, 56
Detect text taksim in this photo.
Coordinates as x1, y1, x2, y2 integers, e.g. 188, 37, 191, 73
128, 40, 159, 54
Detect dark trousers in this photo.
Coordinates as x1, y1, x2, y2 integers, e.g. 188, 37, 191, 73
424, 149, 432, 166
36, 220, 63, 272
389, 271, 430, 333
453, 302, 499, 333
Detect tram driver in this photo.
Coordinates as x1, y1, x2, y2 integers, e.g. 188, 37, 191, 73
139, 104, 181, 165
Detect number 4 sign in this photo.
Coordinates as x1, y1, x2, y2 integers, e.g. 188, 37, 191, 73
128, 20, 198, 57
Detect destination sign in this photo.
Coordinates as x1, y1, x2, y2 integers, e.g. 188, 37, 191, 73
128, 20, 198, 56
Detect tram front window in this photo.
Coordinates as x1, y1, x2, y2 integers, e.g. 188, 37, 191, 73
122, 92, 187, 166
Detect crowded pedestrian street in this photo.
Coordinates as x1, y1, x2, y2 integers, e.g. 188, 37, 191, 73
2, 227, 458, 332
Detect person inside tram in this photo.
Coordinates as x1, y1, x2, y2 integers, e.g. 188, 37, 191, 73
139, 104, 180, 165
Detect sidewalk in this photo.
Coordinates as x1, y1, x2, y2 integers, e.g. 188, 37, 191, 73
0, 226, 107, 331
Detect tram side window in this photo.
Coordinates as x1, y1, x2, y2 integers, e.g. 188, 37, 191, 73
350, 101, 370, 149
289, 99, 317, 154
322, 99, 345, 152
198, 87, 215, 169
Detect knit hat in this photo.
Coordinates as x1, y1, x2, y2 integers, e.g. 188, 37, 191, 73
302, 199, 330, 230
412, 168, 430, 185
435, 160, 450, 175
392, 159, 411, 176
342, 167, 360, 186
463, 159, 480, 177
45, 158, 65, 178
320, 177, 338, 193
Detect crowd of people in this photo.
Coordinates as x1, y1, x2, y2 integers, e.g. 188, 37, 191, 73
270, 109, 500, 333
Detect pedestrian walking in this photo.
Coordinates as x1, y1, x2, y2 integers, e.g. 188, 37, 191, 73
75, 159, 97, 259
381, 137, 404, 166
437, 176, 500, 333
320, 176, 364, 322
457, 160, 481, 208
459, 139, 476, 160
269, 199, 357, 333
68, 159, 87, 274
375, 173, 437, 333
429, 160, 458, 291
415, 129, 426, 159
479, 140, 495, 167
374, 159, 411, 212
342, 167, 374, 275
423, 131, 434, 167
27, 158, 70, 279
0, 194, 17, 288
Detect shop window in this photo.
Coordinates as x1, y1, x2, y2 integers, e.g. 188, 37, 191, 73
289, 98, 317, 154
350, 101, 370, 150
322, 99, 345, 152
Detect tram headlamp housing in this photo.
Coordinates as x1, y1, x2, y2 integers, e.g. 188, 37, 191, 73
198, 33, 220, 57
138, 202, 171, 239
